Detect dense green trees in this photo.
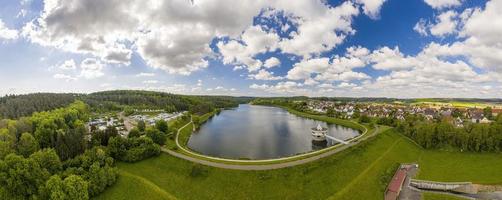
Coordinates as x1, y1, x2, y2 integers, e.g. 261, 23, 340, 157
128, 128, 141, 138
137, 120, 146, 132
484, 107, 493, 120
0, 101, 119, 199
0, 153, 50, 198
400, 116, 502, 152
155, 120, 169, 133
192, 115, 201, 126
376, 117, 396, 126
0, 93, 78, 119
1, 91, 246, 120
42, 175, 89, 200
0, 146, 117, 199
0, 130, 15, 159
18, 132, 39, 157
30, 101, 88, 160
63, 147, 118, 197
146, 127, 167, 145
189, 103, 215, 115
83, 90, 246, 114
30, 149, 62, 174
359, 115, 371, 123
108, 137, 160, 162
92, 126, 118, 146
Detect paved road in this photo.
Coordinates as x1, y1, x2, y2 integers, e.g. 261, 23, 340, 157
399, 165, 422, 200
119, 112, 134, 132
162, 124, 382, 170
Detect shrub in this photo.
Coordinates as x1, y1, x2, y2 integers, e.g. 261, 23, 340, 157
189, 164, 208, 178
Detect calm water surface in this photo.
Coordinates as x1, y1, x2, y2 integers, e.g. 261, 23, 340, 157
187, 104, 360, 159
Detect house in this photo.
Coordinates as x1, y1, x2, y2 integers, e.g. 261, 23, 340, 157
441, 109, 452, 118
492, 109, 502, 117
423, 108, 436, 120
471, 112, 484, 123
454, 117, 464, 128
480, 117, 491, 124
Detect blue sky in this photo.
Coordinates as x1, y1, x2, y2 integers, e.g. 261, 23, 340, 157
0, 0, 500, 98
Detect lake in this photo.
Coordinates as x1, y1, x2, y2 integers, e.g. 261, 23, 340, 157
187, 104, 360, 160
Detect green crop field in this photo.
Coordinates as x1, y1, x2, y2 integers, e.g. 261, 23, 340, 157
95, 129, 502, 200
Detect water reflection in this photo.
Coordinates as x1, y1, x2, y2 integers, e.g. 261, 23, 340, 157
187, 104, 360, 159
311, 140, 328, 151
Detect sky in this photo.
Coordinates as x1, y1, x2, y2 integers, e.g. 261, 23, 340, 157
0, 0, 501, 98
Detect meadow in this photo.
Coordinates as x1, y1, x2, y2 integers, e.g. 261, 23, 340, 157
95, 128, 502, 200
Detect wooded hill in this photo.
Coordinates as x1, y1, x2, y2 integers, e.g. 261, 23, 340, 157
0, 90, 253, 119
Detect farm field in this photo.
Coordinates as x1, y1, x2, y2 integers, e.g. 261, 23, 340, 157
95, 129, 502, 200
412, 99, 502, 109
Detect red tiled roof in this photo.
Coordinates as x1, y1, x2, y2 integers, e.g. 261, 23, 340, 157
384, 168, 407, 200
385, 191, 398, 200
492, 109, 502, 113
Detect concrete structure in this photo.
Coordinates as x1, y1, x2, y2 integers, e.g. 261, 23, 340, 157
410, 180, 477, 194
311, 124, 327, 141
311, 124, 349, 144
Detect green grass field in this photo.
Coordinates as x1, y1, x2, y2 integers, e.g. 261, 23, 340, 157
95, 128, 502, 200
417, 150, 502, 184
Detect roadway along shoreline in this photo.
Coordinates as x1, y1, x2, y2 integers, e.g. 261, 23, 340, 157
162, 119, 383, 170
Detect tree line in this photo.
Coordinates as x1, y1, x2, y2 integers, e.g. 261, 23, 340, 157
0, 90, 250, 119
84, 90, 247, 114
398, 116, 502, 152
0, 93, 78, 119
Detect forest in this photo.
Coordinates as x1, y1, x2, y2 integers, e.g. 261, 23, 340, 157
0, 101, 119, 199
0, 93, 79, 119
0, 90, 252, 119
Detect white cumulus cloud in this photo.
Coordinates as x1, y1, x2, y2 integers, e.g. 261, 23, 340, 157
263, 57, 281, 68
424, 0, 463, 10
0, 19, 19, 40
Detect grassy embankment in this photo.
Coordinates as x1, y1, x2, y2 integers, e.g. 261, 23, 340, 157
168, 105, 373, 165
178, 110, 218, 146
96, 128, 502, 200
165, 110, 218, 150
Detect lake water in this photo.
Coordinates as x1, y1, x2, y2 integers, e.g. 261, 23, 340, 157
187, 104, 360, 159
